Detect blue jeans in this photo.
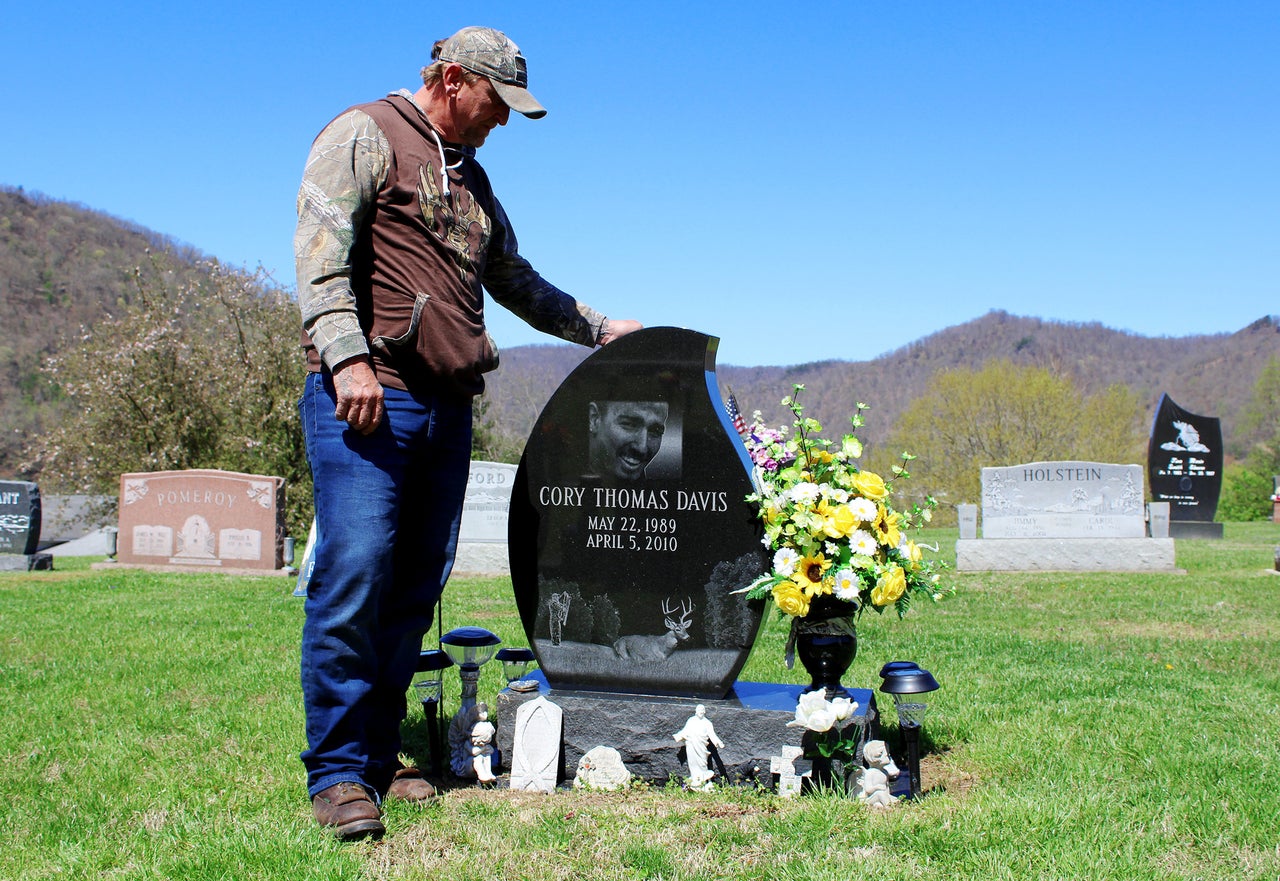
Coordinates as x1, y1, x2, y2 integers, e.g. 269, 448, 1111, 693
298, 371, 472, 798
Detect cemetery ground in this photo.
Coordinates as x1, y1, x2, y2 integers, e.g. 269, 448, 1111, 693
1, 525, 1277, 881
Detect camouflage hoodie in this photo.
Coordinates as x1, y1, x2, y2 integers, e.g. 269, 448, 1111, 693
294, 90, 606, 397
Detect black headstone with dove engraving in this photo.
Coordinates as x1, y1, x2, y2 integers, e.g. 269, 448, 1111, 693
508, 328, 766, 699
1147, 394, 1224, 523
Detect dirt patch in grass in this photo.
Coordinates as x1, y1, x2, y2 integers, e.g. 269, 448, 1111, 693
920, 745, 980, 799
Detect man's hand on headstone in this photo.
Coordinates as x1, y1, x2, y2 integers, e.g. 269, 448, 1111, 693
332, 357, 385, 435
598, 319, 643, 346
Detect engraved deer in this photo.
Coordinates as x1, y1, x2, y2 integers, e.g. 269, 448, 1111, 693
612, 598, 694, 661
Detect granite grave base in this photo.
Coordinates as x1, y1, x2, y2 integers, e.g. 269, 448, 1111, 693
956, 537, 1178, 572
1168, 521, 1224, 540
0, 553, 53, 572
495, 672, 878, 788
451, 541, 509, 576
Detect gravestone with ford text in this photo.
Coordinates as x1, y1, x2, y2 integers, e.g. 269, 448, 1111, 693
115, 469, 285, 571
452, 461, 518, 576
1147, 394, 1224, 539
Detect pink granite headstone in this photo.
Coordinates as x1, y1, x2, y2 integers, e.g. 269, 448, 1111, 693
116, 469, 285, 570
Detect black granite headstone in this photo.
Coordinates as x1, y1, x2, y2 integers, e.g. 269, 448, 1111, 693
0, 480, 42, 556
1147, 394, 1223, 525
508, 328, 766, 699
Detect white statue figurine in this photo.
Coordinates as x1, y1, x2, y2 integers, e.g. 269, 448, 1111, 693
857, 739, 900, 809
470, 703, 497, 784
673, 704, 724, 790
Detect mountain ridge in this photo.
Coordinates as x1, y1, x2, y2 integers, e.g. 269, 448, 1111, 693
4, 186, 1276, 473
485, 311, 1280, 458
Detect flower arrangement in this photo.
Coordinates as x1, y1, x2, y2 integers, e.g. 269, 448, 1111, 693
735, 385, 952, 626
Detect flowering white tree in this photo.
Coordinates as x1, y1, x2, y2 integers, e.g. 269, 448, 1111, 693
25, 254, 312, 537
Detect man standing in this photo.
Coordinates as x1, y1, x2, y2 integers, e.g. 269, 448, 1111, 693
295, 26, 640, 840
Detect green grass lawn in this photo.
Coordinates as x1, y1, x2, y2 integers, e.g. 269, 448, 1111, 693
2, 524, 1278, 880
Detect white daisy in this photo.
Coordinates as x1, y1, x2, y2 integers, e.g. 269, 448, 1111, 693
849, 529, 877, 556
848, 498, 878, 522
832, 569, 861, 601
773, 547, 801, 577
787, 482, 822, 505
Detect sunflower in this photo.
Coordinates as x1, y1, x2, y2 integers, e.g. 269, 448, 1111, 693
873, 506, 902, 548
790, 554, 833, 597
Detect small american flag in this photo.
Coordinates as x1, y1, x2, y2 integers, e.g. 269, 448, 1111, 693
725, 387, 748, 437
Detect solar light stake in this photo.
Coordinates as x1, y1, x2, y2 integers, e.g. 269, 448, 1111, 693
496, 646, 538, 692
411, 649, 454, 776
878, 662, 940, 799
440, 627, 502, 714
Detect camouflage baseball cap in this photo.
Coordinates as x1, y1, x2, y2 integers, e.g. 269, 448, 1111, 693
433, 26, 547, 119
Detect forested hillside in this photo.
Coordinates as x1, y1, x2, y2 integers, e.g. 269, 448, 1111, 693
485, 313, 1280, 459
4, 186, 1277, 488
0, 186, 211, 474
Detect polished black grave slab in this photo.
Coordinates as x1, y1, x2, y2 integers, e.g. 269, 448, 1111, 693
508, 327, 767, 699
0, 480, 41, 556
1148, 393, 1223, 531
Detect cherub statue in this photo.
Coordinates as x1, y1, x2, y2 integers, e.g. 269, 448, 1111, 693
856, 739, 900, 809
449, 702, 498, 782
470, 703, 497, 783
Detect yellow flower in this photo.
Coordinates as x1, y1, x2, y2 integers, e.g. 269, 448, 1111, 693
871, 565, 907, 606
903, 540, 924, 571
818, 501, 858, 539
806, 448, 833, 467
773, 582, 811, 617
852, 471, 888, 501
790, 554, 833, 597
873, 507, 901, 548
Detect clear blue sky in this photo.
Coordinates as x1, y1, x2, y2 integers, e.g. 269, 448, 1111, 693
4, 1, 1276, 367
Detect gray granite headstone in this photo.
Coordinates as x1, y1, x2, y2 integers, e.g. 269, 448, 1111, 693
1147, 502, 1170, 538
981, 461, 1146, 538
509, 696, 563, 793
508, 327, 766, 699
460, 461, 517, 543
956, 504, 977, 540
0, 480, 41, 556
453, 461, 517, 576
497, 676, 877, 786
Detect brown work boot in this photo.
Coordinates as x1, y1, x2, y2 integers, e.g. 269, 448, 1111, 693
312, 782, 384, 841
385, 767, 438, 803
